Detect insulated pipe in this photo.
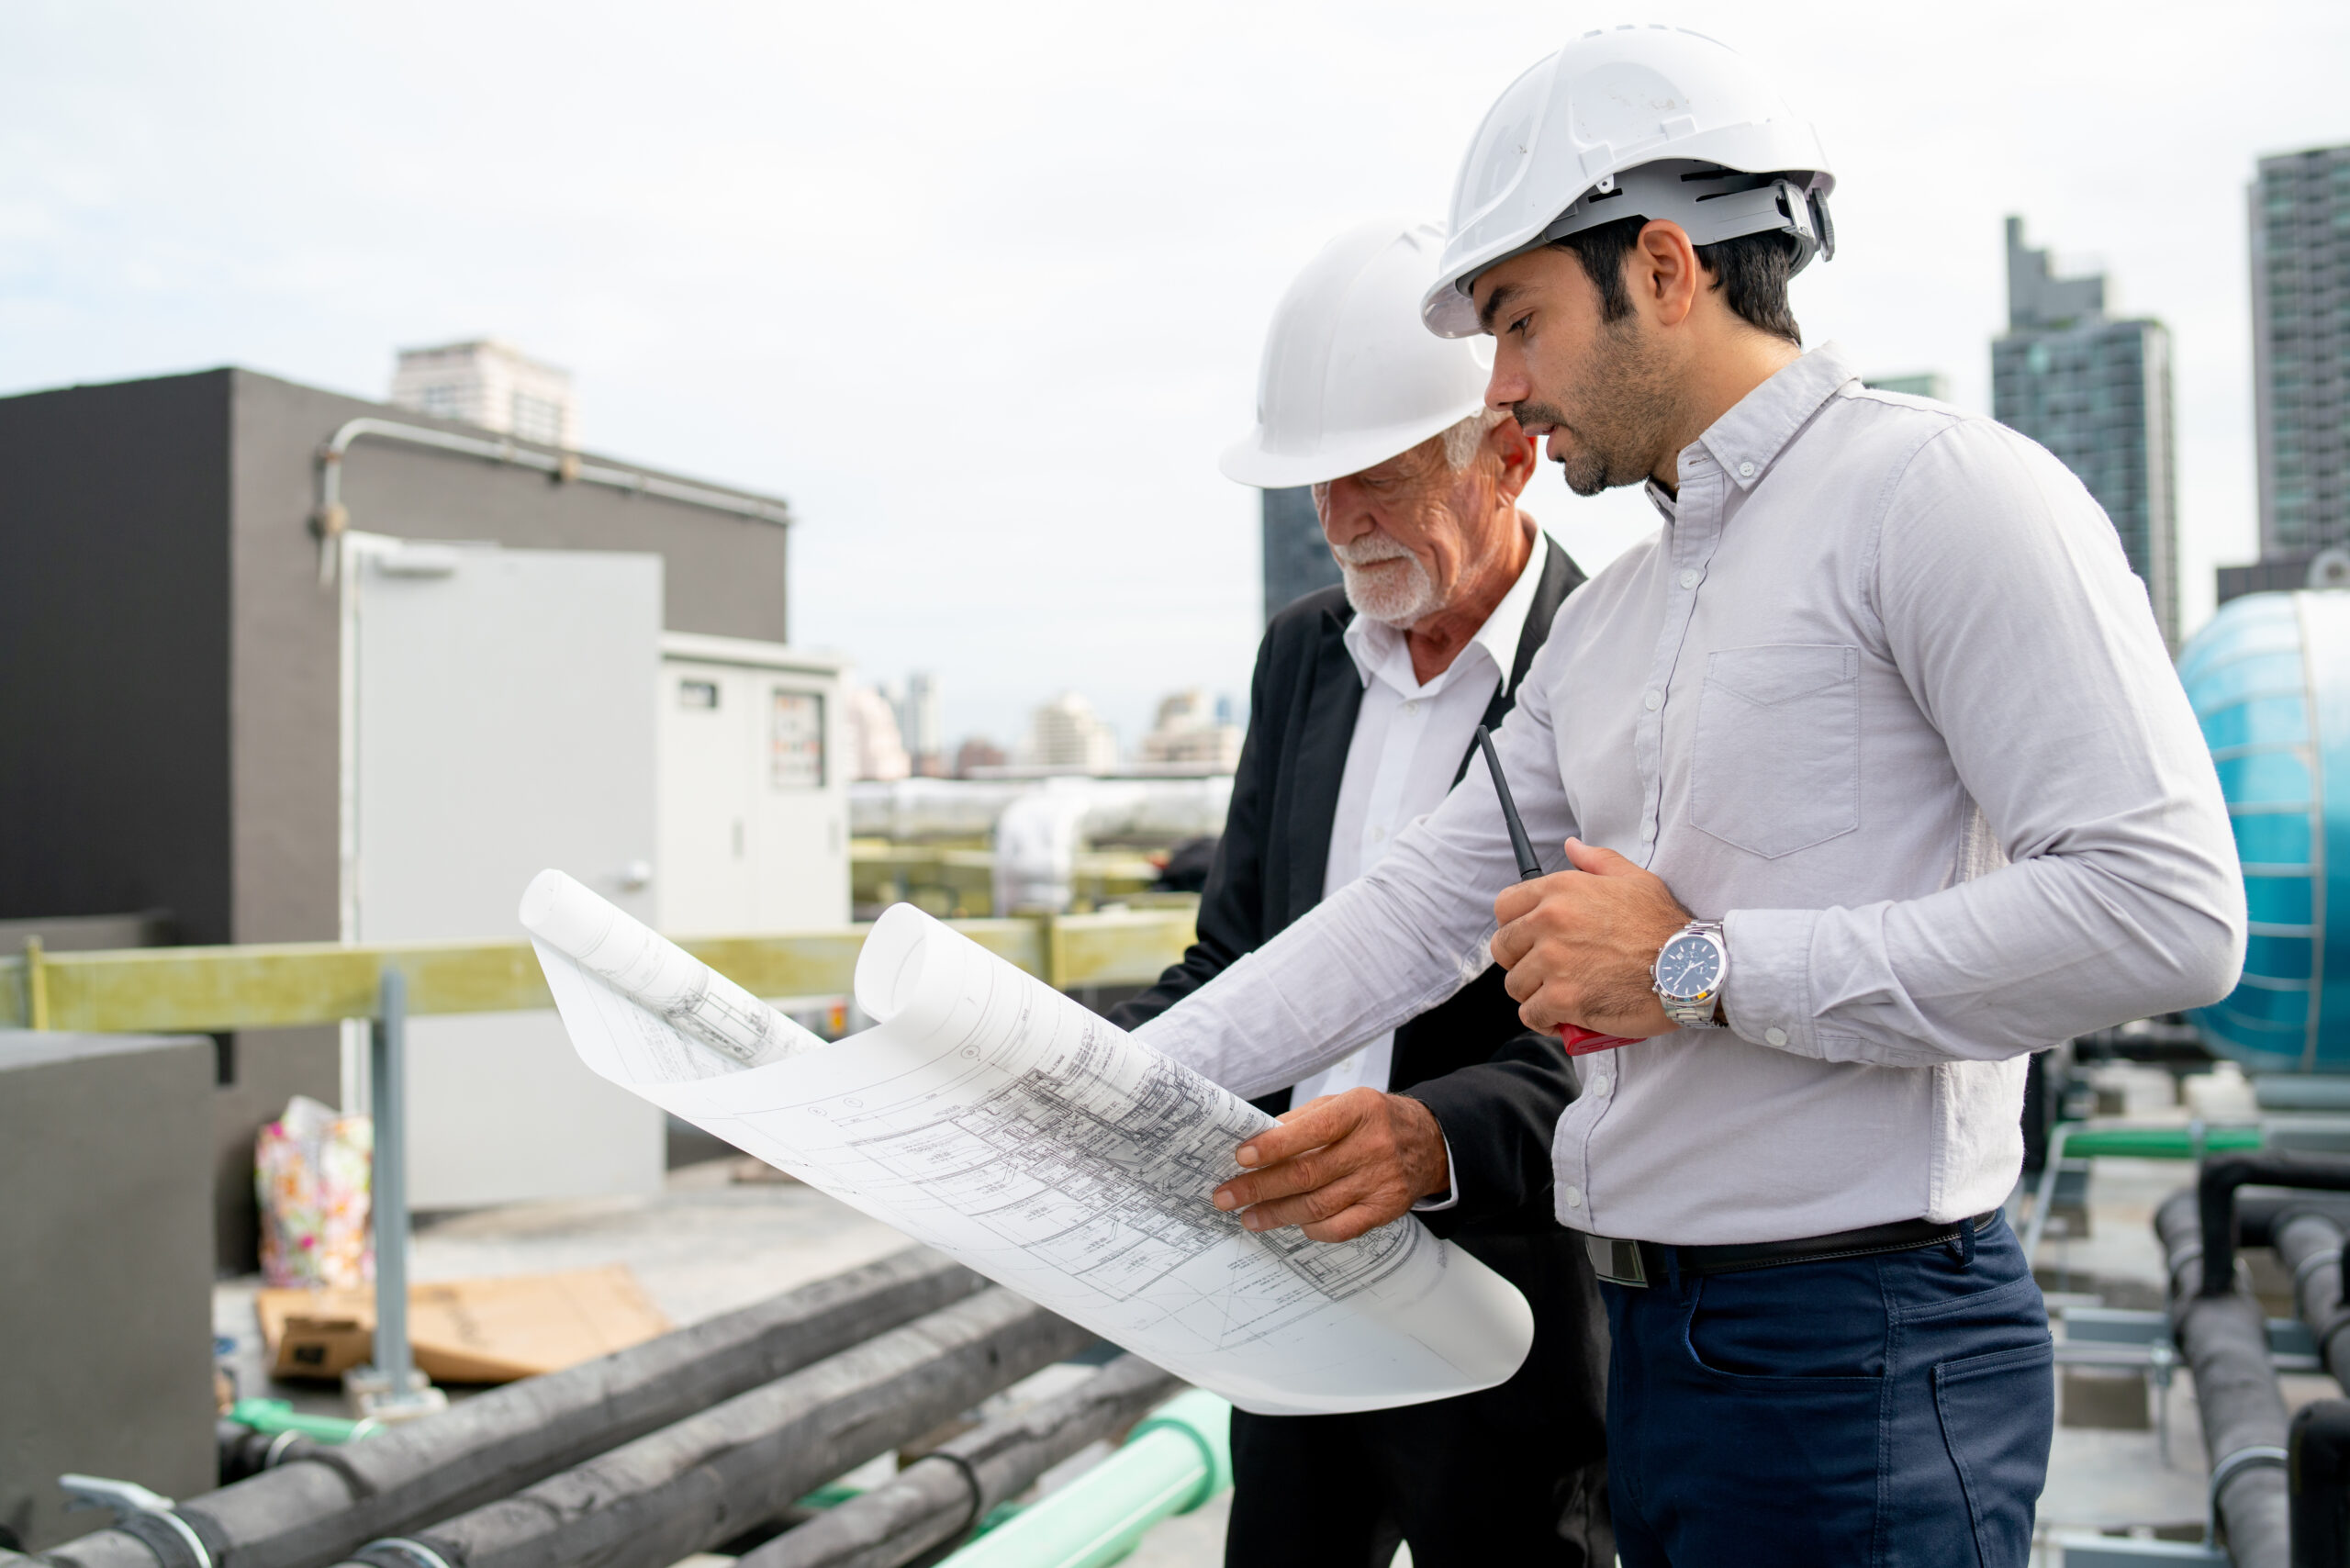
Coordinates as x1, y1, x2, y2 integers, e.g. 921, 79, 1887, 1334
929, 1390, 1232, 1568
849, 778, 1233, 846
33, 1249, 979, 1568
338, 1289, 1091, 1568
2268, 1210, 2350, 1392
2197, 1154, 2350, 1298
2238, 1194, 2350, 1251
738, 1353, 1182, 1568
2156, 1189, 2292, 1568
989, 778, 1233, 915
2289, 1400, 2350, 1568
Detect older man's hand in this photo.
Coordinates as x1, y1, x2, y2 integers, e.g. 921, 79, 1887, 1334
1210, 1088, 1449, 1243
1491, 837, 1694, 1038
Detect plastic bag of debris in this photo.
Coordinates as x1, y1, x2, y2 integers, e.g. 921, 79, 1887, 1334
256, 1094, 374, 1288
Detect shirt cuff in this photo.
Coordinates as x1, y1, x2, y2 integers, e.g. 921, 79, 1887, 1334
1722, 907, 1822, 1059
1410, 1132, 1461, 1212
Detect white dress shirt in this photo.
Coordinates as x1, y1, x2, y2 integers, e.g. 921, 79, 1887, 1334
1137, 343, 2245, 1246
1286, 525, 1545, 1108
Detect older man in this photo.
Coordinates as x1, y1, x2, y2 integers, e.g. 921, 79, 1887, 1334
1108, 218, 1607, 1568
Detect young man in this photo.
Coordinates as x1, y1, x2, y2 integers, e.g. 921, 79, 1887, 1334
1111, 218, 1607, 1566
1136, 31, 2244, 1567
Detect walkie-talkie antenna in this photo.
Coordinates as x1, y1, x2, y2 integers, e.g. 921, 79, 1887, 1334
1475, 724, 1639, 1058
1474, 725, 1544, 883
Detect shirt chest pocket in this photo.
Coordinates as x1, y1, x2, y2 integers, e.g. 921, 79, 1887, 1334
1689, 644, 1861, 859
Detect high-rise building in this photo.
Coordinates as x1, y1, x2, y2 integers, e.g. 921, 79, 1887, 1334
1023, 692, 1120, 774
390, 339, 578, 448
953, 735, 1008, 778
895, 671, 944, 777
1261, 487, 1341, 624
2251, 142, 2350, 564
845, 686, 912, 780
1138, 688, 1243, 771
1991, 218, 2179, 650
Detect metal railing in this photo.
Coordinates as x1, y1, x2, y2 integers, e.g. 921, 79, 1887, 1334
0, 906, 1198, 1033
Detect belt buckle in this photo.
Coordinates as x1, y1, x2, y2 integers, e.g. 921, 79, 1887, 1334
1585, 1234, 1649, 1288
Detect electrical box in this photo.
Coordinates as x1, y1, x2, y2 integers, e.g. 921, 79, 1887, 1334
658, 633, 849, 936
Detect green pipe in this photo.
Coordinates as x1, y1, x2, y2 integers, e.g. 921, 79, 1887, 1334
935, 1389, 1232, 1568
2061, 1125, 2262, 1159
228, 1398, 379, 1443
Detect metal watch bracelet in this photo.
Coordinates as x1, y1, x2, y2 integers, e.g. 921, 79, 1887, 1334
1655, 920, 1727, 1029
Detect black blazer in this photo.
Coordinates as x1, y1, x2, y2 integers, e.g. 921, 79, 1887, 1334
1109, 536, 1606, 1452
1110, 535, 1587, 1231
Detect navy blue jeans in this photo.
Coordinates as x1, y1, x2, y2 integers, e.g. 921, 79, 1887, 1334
1604, 1213, 2053, 1567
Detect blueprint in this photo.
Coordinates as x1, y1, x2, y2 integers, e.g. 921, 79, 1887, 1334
521, 870, 1532, 1415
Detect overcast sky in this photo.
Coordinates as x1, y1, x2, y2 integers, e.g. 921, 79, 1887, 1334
6, 1, 2345, 752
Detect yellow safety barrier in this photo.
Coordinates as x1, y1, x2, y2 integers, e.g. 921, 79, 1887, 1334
0, 907, 1196, 1033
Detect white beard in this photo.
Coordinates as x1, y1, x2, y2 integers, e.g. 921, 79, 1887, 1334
1334, 541, 1443, 627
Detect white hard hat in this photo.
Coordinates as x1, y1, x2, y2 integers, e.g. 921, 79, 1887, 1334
1422, 27, 1835, 338
1221, 218, 1494, 489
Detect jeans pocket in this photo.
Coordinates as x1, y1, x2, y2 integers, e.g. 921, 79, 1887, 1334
1690, 644, 1861, 859
1933, 1338, 2054, 1568
1684, 1271, 1886, 1384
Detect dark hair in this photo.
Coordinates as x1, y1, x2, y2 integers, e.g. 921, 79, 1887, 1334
1556, 213, 1804, 345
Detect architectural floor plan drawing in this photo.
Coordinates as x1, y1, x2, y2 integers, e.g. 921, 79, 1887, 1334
521, 870, 1533, 1415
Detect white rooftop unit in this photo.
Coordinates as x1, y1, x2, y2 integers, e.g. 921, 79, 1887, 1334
390, 338, 578, 448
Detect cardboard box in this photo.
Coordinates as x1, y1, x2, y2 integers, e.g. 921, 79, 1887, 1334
257, 1265, 670, 1383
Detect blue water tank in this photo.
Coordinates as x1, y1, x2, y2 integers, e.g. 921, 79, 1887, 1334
2177, 590, 2350, 1072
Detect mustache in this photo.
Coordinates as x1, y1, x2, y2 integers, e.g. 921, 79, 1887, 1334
1512, 402, 1572, 440
1331, 536, 1416, 566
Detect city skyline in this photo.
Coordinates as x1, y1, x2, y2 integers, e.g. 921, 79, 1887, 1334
1991, 217, 2179, 649
5, 3, 2345, 748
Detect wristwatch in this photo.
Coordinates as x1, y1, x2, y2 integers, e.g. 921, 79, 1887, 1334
1653, 920, 1728, 1029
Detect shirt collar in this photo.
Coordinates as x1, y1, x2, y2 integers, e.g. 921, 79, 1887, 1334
1686, 341, 1859, 495
1342, 522, 1547, 699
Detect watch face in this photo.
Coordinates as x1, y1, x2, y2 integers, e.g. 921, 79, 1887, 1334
1656, 934, 1723, 1001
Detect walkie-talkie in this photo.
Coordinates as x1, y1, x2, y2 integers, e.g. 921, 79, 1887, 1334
1474, 725, 1639, 1058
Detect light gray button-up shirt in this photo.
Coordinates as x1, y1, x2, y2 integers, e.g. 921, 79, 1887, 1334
1136, 343, 2246, 1246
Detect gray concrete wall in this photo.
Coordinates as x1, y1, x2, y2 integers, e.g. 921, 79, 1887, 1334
0, 1034, 216, 1553
0, 373, 233, 942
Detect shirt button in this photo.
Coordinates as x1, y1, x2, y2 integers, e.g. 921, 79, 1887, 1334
1643, 689, 1662, 711
1640, 819, 1655, 843
1738, 461, 1756, 478
1589, 1074, 1610, 1096
1765, 1027, 1788, 1047
1563, 1185, 1584, 1209
1402, 700, 1419, 716
1679, 568, 1698, 588
1371, 825, 1386, 842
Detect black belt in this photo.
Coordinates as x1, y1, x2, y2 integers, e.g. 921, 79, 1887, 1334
1585, 1211, 2001, 1288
